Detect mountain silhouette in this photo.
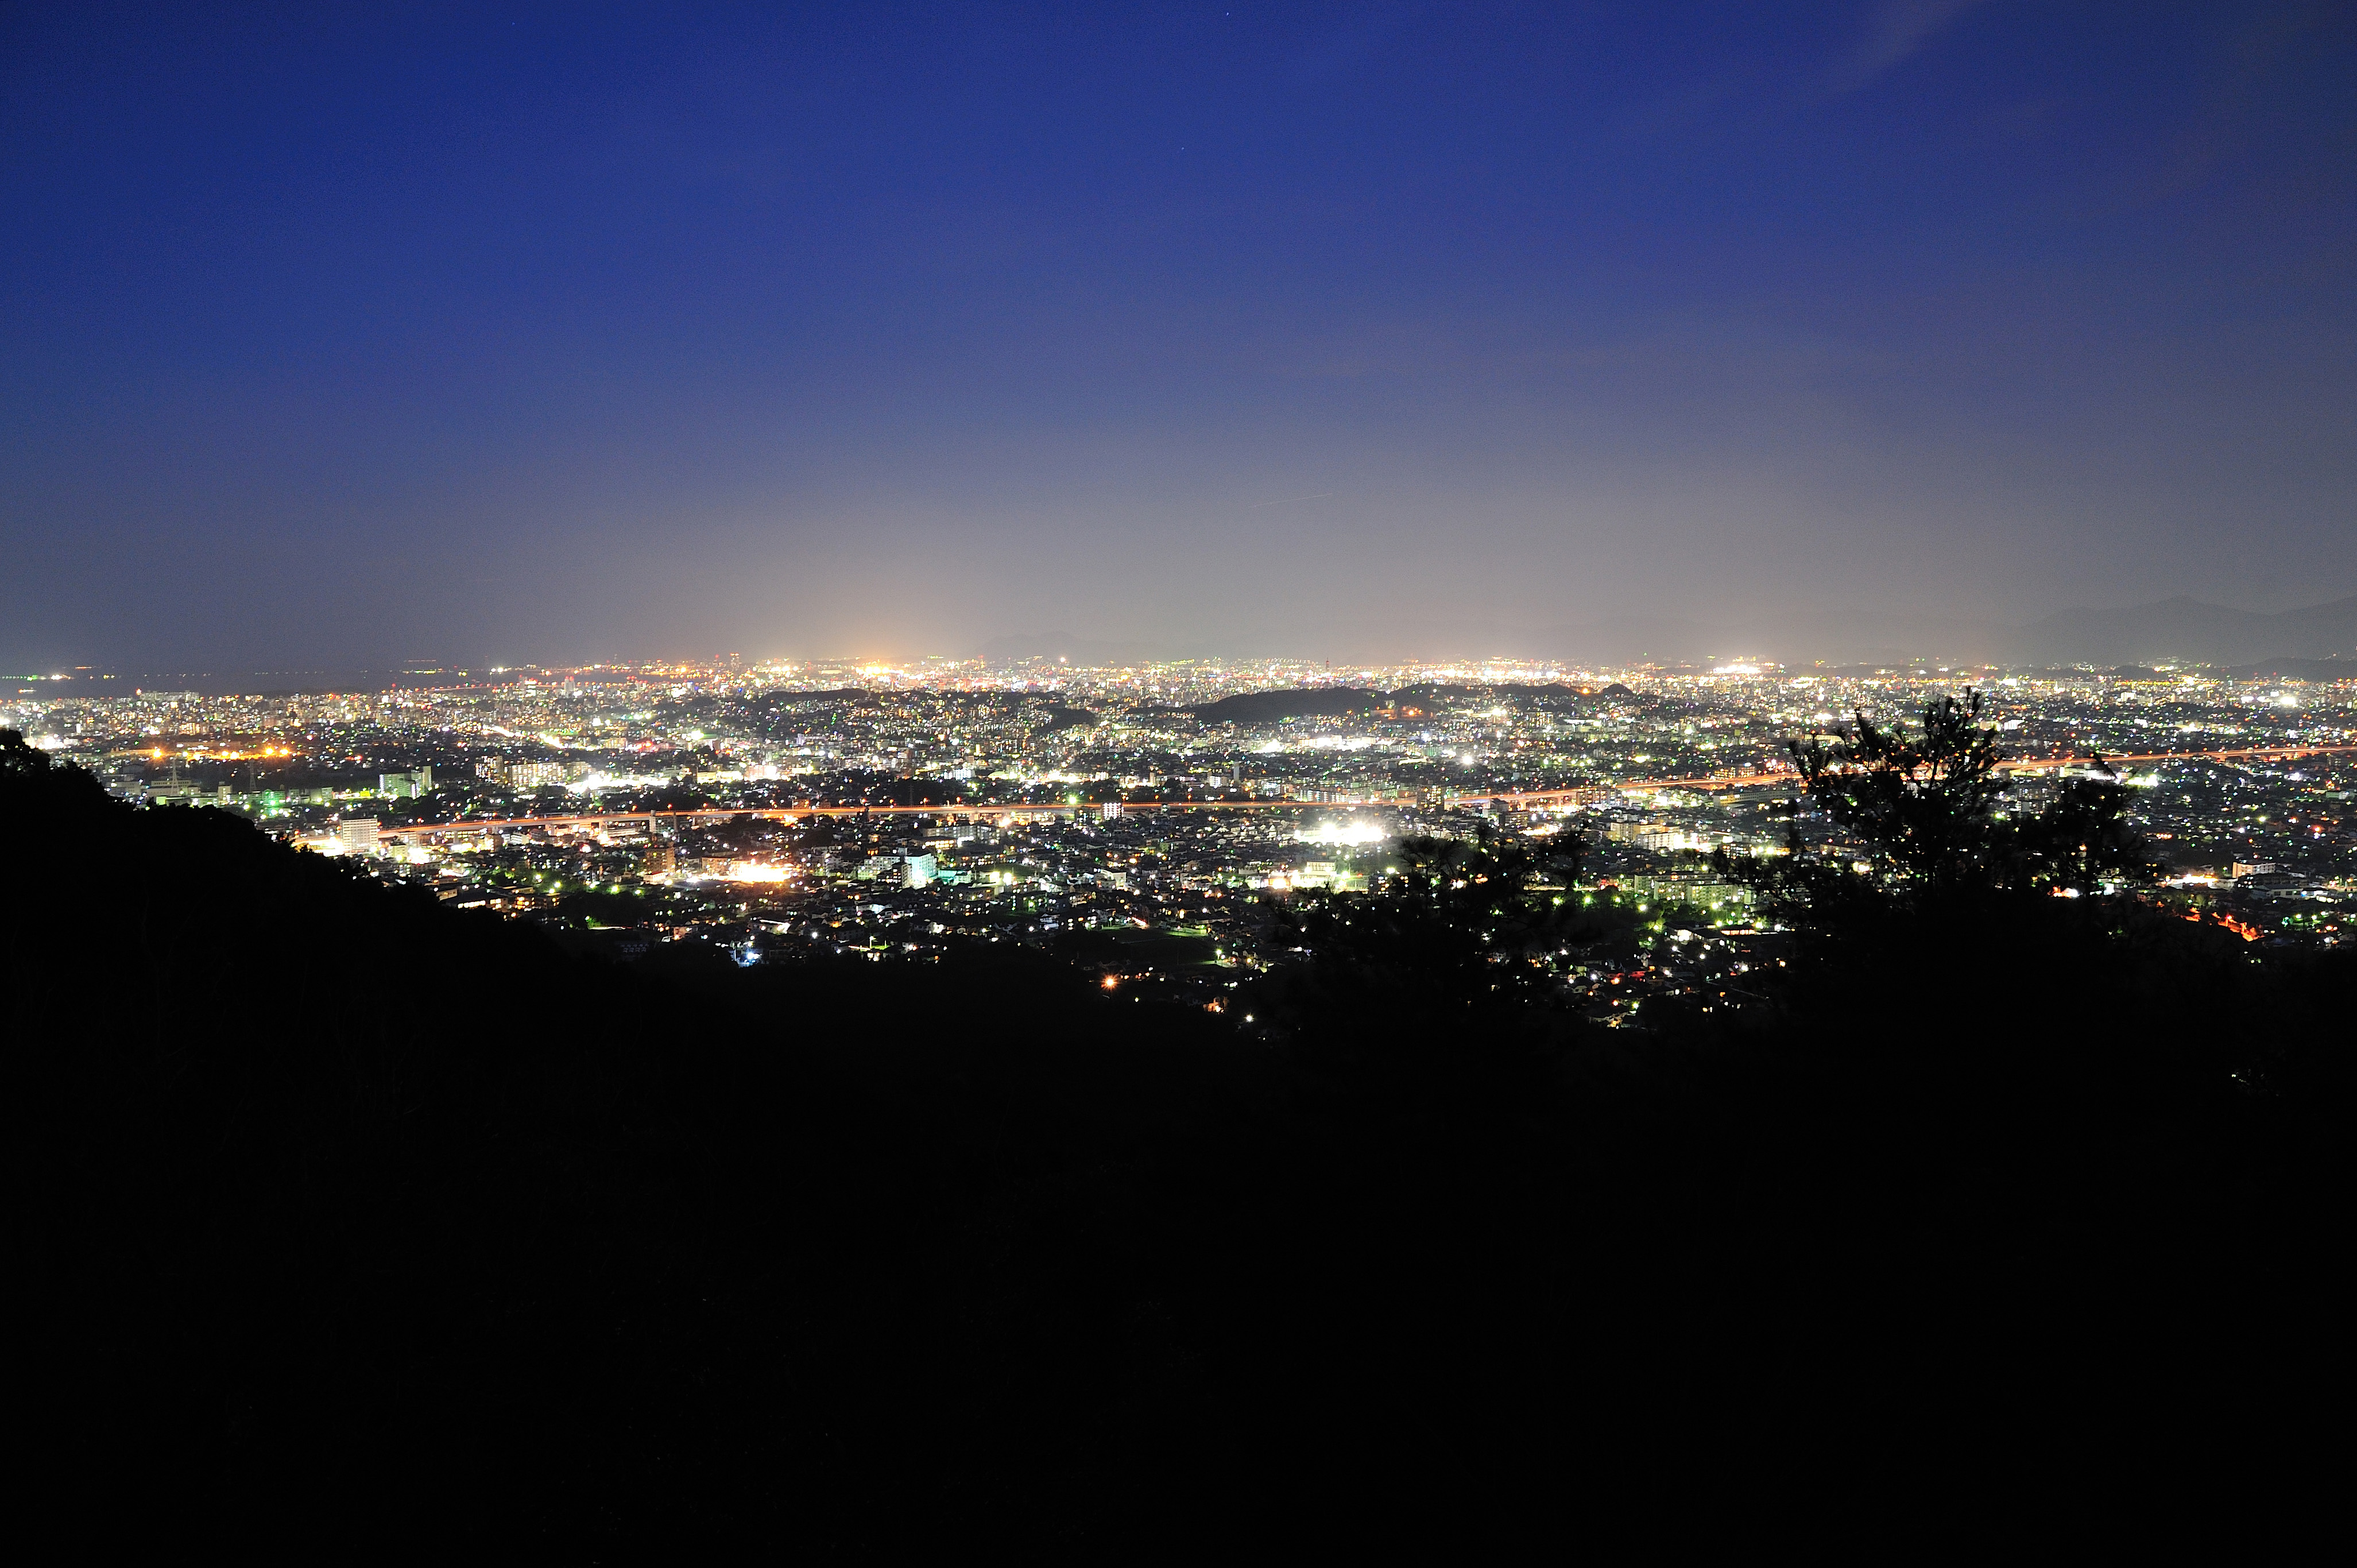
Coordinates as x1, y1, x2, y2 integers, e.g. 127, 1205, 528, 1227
2014, 594, 2357, 665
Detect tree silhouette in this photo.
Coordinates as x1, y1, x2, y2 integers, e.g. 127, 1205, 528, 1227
2, 726, 55, 778
1784, 690, 2156, 899
1270, 820, 1608, 1021
1789, 690, 2009, 888
2003, 762, 2157, 894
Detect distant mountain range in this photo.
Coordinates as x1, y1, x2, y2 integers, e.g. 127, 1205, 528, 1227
2213, 656, 2356, 683
978, 594, 2357, 672
2011, 595, 2357, 667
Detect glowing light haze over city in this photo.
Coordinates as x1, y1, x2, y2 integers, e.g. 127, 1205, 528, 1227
5, 2, 2352, 671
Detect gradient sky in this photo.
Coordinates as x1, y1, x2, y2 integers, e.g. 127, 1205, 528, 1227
5, 2, 2354, 669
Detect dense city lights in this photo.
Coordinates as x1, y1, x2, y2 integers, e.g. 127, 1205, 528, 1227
9, 654, 2346, 1015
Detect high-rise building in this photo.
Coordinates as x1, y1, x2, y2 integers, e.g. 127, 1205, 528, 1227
377, 768, 431, 799
336, 818, 379, 857
1101, 800, 1122, 821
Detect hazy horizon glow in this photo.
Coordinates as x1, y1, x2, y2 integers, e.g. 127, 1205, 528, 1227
5, 3, 2353, 668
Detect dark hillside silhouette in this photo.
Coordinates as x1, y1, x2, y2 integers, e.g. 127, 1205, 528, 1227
1187, 686, 1388, 724
10, 727, 2347, 1550
2014, 591, 2357, 665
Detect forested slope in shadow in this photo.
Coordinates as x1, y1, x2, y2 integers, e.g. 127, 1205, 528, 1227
10, 733, 2347, 1550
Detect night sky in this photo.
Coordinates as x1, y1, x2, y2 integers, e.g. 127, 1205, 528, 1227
5, 3, 2353, 670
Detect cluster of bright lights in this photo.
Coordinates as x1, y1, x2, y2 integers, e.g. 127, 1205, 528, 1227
1296, 819, 1387, 847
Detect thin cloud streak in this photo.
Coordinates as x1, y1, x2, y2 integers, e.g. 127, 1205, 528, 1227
1831, 0, 1990, 90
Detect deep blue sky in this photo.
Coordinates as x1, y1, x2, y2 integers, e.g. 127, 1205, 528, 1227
5, 2, 2353, 668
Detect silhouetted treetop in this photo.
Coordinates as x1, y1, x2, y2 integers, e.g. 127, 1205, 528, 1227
2, 726, 53, 777
1790, 690, 2010, 887
1786, 690, 2157, 897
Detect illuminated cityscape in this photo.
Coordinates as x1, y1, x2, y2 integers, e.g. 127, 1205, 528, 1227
12, 4, 2354, 1548
11, 655, 2348, 1021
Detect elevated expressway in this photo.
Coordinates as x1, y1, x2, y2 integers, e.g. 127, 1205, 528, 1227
375, 742, 2356, 842
1464, 741, 2357, 811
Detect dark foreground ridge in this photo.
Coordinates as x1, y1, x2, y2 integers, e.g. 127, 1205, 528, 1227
10, 727, 2347, 1550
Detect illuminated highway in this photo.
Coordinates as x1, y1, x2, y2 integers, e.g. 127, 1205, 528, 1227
1469, 742, 2357, 810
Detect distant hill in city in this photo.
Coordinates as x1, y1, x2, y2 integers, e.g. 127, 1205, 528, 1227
2012, 594, 2357, 666
1188, 686, 1388, 725
1186, 682, 1631, 726
1388, 682, 1639, 715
